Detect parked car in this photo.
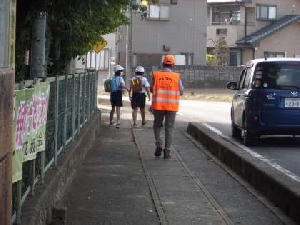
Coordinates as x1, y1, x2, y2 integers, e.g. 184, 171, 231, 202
227, 57, 300, 146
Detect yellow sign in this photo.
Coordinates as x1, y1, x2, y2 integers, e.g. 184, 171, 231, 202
93, 36, 107, 53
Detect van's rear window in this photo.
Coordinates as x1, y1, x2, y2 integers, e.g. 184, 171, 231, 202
254, 61, 300, 89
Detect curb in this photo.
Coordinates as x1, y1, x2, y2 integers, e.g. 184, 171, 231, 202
187, 122, 300, 224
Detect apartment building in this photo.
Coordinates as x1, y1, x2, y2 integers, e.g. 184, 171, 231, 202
207, 0, 300, 66
116, 0, 207, 69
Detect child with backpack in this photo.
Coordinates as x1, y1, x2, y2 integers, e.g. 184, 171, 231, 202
128, 66, 151, 127
109, 65, 129, 128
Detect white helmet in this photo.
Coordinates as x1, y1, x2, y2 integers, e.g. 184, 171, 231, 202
135, 66, 145, 73
114, 65, 124, 72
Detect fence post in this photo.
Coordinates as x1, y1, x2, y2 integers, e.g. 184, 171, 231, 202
40, 150, 45, 184
87, 71, 91, 118
95, 71, 98, 110
54, 75, 59, 166
82, 73, 86, 124
72, 74, 76, 141
63, 74, 68, 151
77, 73, 81, 133
30, 160, 35, 196
15, 180, 22, 224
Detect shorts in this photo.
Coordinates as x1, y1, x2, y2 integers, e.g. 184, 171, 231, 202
131, 92, 146, 109
110, 90, 123, 107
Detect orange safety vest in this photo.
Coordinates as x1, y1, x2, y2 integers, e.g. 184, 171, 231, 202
152, 71, 181, 112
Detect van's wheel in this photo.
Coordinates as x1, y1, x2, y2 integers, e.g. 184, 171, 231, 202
231, 122, 241, 137
242, 120, 255, 146
242, 129, 255, 146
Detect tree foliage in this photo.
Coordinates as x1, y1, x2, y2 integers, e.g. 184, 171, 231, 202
206, 54, 216, 65
213, 37, 229, 66
15, 0, 158, 81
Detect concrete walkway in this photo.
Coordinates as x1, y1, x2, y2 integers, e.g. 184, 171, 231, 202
58, 96, 294, 224
58, 105, 231, 224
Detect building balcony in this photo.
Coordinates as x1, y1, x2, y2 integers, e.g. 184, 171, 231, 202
207, 22, 254, 48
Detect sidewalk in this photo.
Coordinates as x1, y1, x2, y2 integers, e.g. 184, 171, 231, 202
58, 103, 232, 224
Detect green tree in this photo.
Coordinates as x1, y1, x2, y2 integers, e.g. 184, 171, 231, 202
15, 0, 158, 81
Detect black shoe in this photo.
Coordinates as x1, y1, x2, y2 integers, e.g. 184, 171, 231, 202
155, 147, 162, 157
163, 149, 171, 159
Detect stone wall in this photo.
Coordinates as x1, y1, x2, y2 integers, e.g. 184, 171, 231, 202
97, 66, 243, 89
0, 68, 14, 224
144, 65, 243, 88
172, 65, 243, 88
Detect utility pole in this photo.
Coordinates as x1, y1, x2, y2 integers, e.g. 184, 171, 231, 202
30, 12, 47, 79
0, 0, 14, 223
125, 0, 133, 85
0, 0, 9, 67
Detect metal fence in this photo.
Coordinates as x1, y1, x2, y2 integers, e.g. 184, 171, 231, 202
12, 70, 98, 223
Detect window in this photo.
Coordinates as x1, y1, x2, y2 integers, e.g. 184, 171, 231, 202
216, 28, 227, 36
256, 61, 300, 89
213, 11, 220, 24
230, 11, 240, 24
264, 52, 285, 58
229, 50, 241, 66
147, 5, 170, 20
239, 68, 252, 89
257, 4, 277, 20
171, 0, 177, 5
133, 0, 148, 12
134, 0, 147, 5
244, 68, 252, 88
239, 69, 247, 89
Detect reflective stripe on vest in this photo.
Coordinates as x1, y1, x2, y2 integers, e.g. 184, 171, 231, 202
152, 71, 180, 111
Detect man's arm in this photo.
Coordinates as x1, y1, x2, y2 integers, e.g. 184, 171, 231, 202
179, 79, 184, 96
150, 76, 154, 93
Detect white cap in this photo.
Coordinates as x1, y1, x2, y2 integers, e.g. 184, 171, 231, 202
114, 65, 124, 72
135, 66, 145, 73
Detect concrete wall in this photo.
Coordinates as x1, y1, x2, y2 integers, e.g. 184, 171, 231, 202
97, 65, 243, 88
173, 66, 242, 88
117, 0, 207, 66
143, 65, 243, 88
0, 68, 13, 224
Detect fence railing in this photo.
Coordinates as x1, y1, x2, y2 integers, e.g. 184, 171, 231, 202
12, 70, 98, 224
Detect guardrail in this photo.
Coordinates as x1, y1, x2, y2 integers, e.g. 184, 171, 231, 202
11, 70, 98, 224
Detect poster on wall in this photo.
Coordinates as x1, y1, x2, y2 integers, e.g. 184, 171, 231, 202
12, 82, 50, 183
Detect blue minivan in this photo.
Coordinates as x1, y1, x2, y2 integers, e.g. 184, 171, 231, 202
227, 58, 300, 146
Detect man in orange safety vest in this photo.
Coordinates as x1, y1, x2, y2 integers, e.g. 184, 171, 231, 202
151, 55, 184, 159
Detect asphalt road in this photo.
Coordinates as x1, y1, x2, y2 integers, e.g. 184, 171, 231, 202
177, 99, 300, 183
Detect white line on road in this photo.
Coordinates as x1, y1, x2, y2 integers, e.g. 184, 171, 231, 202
202, 123, 300, 183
